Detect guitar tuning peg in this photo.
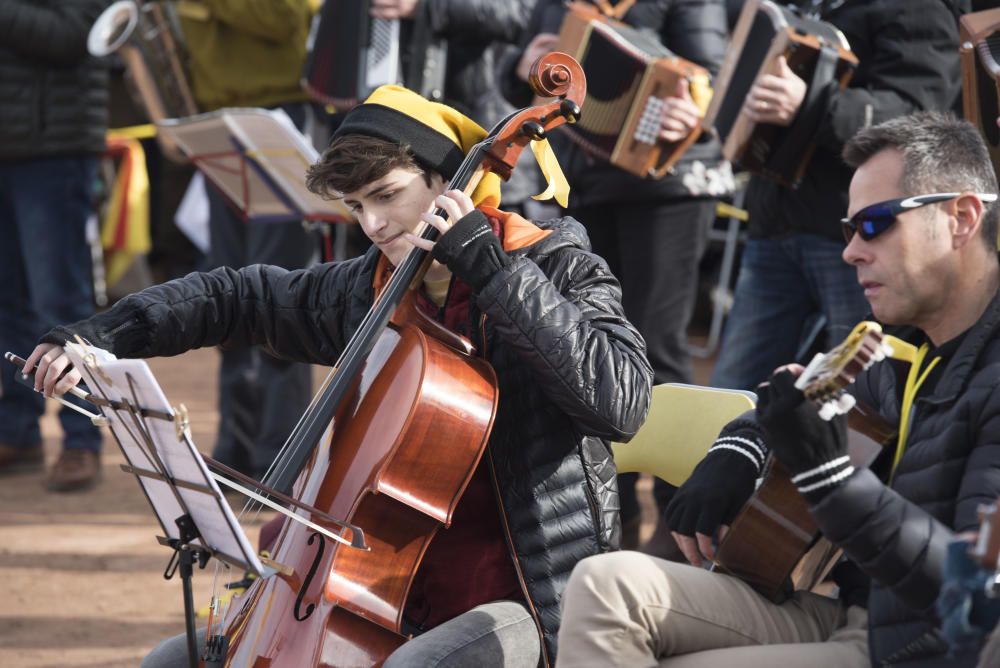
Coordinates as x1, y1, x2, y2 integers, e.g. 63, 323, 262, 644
837, 393, 856, 414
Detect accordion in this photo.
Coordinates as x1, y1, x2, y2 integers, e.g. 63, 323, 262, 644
703, 0, 857, 187
301, 1, 402, 109
551, 2, 712, 180
961, 7, 1000, 184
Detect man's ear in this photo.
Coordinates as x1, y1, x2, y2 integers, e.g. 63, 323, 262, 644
951, 193, 985, 249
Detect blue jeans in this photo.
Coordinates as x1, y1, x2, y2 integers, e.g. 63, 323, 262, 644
710, 235, 870, 391
0, 157, 101, 452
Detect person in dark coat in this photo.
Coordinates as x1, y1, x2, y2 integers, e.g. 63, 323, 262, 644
355, 0, 543, 212
0, 0, 110, 491
24, 85, 653, 667
501, 0, 732, 550
709, 0, 968, 393
555, 111, 1000, 666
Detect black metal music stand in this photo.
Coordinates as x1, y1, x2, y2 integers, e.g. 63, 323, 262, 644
58, 343, 267, 668
4, 344, 367, 666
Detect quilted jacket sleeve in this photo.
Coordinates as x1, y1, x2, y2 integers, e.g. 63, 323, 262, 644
0, 0, 108, 65
815, 0, 961, 154
43, 259, 368, 366
810, 383, 1000, 610
474, 244, 653, 442
424, 0, 533, 44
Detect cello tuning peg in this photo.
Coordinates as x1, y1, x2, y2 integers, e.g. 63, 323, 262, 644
560, 99, 581, 124
521, 120, 546, 141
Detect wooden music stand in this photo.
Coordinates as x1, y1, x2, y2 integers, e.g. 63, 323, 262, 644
158, 109, 352, 225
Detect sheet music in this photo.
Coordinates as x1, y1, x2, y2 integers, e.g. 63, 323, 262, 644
224, 109, 349, 222
63, 343, 263, 576
157, 108, 351, 224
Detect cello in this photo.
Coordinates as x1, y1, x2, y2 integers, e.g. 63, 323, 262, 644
206, 53, 587, 667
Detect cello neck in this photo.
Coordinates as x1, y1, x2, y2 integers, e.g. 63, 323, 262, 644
262, 148, 489, 496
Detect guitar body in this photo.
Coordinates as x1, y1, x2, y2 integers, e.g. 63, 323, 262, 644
714, 402, 895, 602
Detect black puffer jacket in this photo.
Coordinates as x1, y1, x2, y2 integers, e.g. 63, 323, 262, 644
0, 0, 110, 159
501, 0, 732, 206
747, 0, 965, 241
729, 286, 1000, 665
46, 215, 653, 663
420, 0, 533, 123
807, 286, 1000, 666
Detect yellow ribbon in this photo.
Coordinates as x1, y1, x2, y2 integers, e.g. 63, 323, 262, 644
530, 137, 571, 208
689, 72, 713, 116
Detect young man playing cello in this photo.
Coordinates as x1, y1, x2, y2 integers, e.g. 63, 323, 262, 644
22, 85, 653, 666
555, 111, 1000, 666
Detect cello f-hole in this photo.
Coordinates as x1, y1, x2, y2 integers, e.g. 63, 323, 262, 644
294, 532, 327, 621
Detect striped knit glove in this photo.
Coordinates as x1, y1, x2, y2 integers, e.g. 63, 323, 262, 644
757, 369, 852, 504
664, 418, 765, 538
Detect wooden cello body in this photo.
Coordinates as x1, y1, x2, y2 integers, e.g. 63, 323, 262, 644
221, 312, 498, 666
205, 53, 587, 667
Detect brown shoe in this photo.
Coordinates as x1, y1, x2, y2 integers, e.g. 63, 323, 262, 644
47, 449, 101, 492
0, 442, 44, 475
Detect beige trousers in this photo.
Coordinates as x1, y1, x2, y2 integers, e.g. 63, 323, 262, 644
556, 551, 869, 668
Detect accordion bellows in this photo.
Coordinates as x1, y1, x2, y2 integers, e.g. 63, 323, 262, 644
553, 2, 711, 180
301, 0, 401, 110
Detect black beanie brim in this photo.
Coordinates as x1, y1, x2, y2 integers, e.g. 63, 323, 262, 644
330, 103, 466, 179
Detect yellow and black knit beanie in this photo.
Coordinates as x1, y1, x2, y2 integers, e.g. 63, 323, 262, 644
331, 84, 569, 208
330, 85, 484, 180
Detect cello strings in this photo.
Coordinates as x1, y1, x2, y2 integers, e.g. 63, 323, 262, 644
248, 141, 486, 512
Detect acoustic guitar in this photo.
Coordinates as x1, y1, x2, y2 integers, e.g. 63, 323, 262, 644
712, 322, 897, 602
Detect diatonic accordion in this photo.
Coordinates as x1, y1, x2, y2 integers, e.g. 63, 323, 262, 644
704, 0, 857, 187
552, 2, 711, 180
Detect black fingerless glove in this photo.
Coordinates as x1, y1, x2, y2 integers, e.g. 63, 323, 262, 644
431, 210, 511, 293
757, 369, 852, 504
664, 421, 764, 538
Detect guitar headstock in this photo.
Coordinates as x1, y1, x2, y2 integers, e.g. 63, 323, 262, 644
794, 321, 894, 420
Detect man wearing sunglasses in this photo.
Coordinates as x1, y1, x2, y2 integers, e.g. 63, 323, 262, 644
554, 111, 1000, 666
